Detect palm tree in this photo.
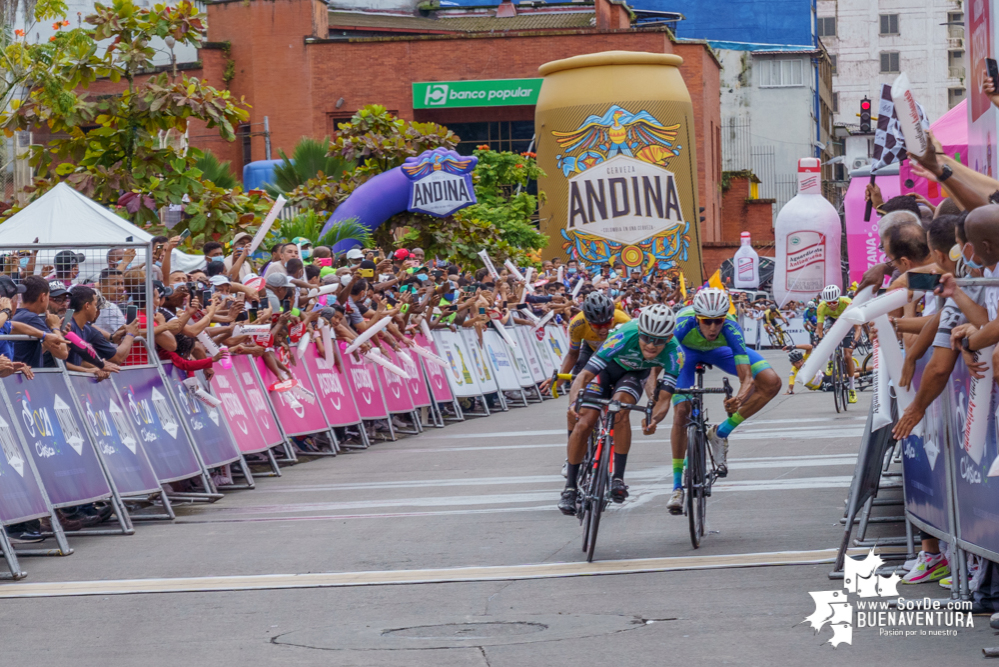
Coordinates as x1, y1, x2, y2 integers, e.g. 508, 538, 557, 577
276, 209, 372, 248
264, 137, 351, 197
194, 150, 238, 189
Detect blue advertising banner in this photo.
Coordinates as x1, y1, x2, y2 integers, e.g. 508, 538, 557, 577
69, 373, 161, 497
162, 364, 240, 468
2, 372, 111, 509
113, 367, 202, 483
0, 378, 49, 524
902, 356, 950, 534
949, 359, 999, 556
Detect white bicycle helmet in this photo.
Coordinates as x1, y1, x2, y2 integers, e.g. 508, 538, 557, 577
637, 304, 676, 338
806, 300, 817, 309
821, 285, 841, 303
692, 287, 730, 318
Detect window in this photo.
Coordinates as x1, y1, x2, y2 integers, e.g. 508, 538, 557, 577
447, 121, 535, 156
879, 14, 899, 35
948, 50, 965, 78
833, 92, 839, 113
829, 55, 837, 74
759, 58, 804, 87
880, 52, 900, 73
949, 87, 966, 109
948, 12, 964, 39
817, 16, 836, 38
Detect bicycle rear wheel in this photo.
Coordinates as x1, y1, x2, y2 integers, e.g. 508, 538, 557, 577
838, 353, 849, 411
832, 351, 843, 414
686, 423, 706, 549
586, 435, 612, 562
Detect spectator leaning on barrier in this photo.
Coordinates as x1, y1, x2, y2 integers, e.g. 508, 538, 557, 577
11, 276, 68, 367
65, 285, 139, 379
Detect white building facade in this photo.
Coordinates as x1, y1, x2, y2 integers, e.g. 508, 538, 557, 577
818, 0, 966, 130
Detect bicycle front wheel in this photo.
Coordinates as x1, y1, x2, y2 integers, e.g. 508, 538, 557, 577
586, 435, 612, 562
579, 433, 596, 552
832, 352, 843, 414
838, 353, 849, 412
686, 423, 706, 549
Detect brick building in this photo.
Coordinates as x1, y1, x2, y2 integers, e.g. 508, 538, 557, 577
701, 171, 775, 280
85, 0, 728, 261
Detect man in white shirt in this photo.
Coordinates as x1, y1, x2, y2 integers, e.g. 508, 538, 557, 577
264, 243, 299, 278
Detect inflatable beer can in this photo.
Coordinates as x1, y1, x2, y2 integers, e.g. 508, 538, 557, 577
535, 51, 702, 281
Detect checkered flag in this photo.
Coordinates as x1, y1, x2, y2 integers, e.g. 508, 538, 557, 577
870, 83, 929, 173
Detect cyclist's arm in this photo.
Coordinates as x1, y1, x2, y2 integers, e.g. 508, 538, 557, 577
815, 308, 826, 338
567, 367, 595, 411
644, 369, 676, 434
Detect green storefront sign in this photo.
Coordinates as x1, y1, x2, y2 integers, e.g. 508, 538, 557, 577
413, 78, 543, 109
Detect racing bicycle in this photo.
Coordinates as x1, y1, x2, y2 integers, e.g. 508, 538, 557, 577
765, 321, 792, 348
677, 364, 733, 549
830, 340, 852, 414
574, 396, 651, 562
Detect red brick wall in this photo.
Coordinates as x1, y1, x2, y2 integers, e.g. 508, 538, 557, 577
702, 174, 774, 276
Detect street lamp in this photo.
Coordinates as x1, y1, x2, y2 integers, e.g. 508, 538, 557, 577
164, 35, 177, 81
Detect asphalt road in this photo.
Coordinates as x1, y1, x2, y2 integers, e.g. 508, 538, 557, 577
0, 352, 992, 665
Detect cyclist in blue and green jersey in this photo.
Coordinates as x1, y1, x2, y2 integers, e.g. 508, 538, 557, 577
558, 305, 681, 516
665, 288, 782, 514
803, 300, 818, 341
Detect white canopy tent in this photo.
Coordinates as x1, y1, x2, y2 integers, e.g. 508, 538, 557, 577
0, 182, 207, 276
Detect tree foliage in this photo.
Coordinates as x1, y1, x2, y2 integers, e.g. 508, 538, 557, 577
0, 0, 270, 248
264, 136, 351, 198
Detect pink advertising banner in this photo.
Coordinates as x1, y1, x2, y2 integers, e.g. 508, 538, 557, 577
843, 169, 899, 285
415, 333, 454, 403
255, 357, 329, 437
212, 363, 271, 454
338, 343, 389, 420
376, 343, 416, 415
231, 355, 285, 449
302, 344, 363, 427
397, 347, 431, 408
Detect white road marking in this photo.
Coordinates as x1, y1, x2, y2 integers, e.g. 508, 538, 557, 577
0, 546, 900, 599
432, 416, 866, 440
256, 454, 857, 494
181, 476, 853, 518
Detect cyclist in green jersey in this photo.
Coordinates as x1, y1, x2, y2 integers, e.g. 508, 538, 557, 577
558, 305, 682, 515
815, 284, 862, 404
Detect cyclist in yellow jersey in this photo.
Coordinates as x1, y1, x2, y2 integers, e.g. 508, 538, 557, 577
785, 345, 824, 393
815, 284, 862, 403
542, 292, 630, 478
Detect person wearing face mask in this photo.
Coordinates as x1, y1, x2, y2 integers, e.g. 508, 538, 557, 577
202, 241, 226, 269
293, 237, 313, 262
948, 205, 999, 351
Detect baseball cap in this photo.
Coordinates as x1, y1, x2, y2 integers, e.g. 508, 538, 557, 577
393, 248, 410, 261
54, 250, 85, 269
346, 248, 363, 261
292, 236, 313, 248
0, 276, 26, 299
242, 273, 265, 292
359, 259, 376, 271
232, 232, 252, 245
47, 281, 68, 298
265, 272, 291, 289
209, 275, 231, 287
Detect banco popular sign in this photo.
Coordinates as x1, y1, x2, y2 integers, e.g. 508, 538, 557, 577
566, 155, 684, 246
413, 78, 542, 109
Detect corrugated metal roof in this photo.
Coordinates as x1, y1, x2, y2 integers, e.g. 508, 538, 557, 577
328, 10, 595, 33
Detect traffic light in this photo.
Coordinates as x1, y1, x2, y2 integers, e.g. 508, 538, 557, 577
860, 97, 872, 133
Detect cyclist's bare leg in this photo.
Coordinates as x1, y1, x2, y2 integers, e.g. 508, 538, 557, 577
671, 400, 691, 461
732, 368, 781, 420
610, 390, 635, 456
567, 407, 600, 466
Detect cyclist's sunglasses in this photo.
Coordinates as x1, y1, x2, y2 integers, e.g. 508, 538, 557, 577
590, 319, 614, 328
697, 316, 725, 326
639, 333, 670, 346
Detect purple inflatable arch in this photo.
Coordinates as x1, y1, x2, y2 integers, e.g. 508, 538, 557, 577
322, 149, 478, 252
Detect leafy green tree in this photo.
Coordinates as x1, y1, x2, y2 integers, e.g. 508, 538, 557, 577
0, 0, 270, 247
275, 209, 372, 249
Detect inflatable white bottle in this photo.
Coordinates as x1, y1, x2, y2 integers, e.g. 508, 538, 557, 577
773, 158, 841, 304
733, 231, 760, 289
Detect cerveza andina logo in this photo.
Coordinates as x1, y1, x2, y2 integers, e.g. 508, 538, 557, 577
800, 550, 973, 647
